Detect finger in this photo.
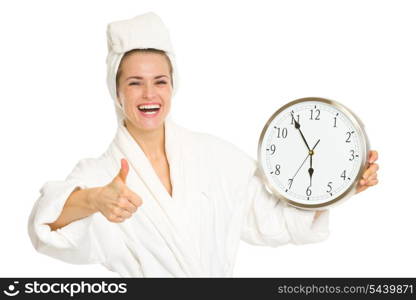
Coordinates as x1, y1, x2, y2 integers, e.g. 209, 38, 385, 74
113, 206, 132, 219
119, 197, 137, 214
120, 209, 132, 219
117, 158, 129, 183
367, 172, 378, 181
369, 150, 378, 163
356, 184, 368, 194
363, 163, 379, 179
108, 213, 124, 223
128, 191, 143, 208
114, 216, 124, 223
360, 174, 377, 186
366, 179, 379, 186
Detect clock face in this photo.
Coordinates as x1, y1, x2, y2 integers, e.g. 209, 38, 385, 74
258, 98, 368, 209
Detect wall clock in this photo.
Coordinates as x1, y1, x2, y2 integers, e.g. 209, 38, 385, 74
258, 97, 370, 210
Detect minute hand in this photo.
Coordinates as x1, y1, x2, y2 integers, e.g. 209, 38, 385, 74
291, 113, 311, 151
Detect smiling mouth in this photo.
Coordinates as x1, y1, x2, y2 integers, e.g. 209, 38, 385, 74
137, 104, 161, 114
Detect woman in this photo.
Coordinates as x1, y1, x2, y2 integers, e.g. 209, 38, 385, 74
28, 12, 379, 277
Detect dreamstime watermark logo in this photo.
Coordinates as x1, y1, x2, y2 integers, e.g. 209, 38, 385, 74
3, 281, 20, 297
2, 280, 127, 297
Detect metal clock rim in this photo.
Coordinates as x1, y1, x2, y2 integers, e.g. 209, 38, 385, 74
257, 97, 370, 210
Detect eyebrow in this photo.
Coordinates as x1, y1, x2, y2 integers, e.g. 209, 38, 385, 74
125, 75, 168, 81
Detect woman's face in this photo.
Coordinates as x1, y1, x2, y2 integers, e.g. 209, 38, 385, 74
117, 52, 172, 132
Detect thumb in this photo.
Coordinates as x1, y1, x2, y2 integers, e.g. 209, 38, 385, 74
117, 158, 129, 183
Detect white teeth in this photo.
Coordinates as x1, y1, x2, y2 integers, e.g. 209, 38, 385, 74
143, 111, 157, 115
138, 104, 161, 109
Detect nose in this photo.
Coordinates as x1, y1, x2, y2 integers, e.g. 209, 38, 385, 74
143, 82, 156, 99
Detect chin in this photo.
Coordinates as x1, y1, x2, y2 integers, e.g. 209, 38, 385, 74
133, 116, 165, 132
125, 105, 169, 132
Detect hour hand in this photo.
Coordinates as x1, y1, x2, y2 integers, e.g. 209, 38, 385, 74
307, 139, 320, 187
292, 113, 300, 129
308, 155, 314, 186
291, 113, 311, 151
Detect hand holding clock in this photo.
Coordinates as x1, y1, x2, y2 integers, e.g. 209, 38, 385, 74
355, 150, 379, 194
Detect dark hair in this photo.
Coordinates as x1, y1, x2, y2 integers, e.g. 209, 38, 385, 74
116, 48, 173, 96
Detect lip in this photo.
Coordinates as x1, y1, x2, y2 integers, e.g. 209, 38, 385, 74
136, 102, 162, 119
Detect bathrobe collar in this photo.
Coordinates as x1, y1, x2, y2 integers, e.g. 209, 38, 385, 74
106, 117, 204, 276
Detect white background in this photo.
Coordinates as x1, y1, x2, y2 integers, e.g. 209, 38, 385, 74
0, 0, 415, 277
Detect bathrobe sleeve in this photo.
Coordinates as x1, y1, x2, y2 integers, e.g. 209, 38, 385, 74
229, 145, 330, 247
28, 158, 106, 265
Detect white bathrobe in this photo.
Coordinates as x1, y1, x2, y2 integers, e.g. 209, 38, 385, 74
28, 118, 329, 277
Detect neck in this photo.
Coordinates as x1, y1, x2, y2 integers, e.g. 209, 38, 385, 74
124, 119, 166, 161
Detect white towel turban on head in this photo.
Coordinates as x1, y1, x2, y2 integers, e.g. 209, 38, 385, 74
106, 12, 179, 124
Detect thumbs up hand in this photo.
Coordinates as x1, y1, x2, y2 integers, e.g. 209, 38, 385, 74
91, 158, 143, 223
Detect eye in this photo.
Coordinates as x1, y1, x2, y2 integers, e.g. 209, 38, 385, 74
156, 80, 167, 85
129, 82, 140, 86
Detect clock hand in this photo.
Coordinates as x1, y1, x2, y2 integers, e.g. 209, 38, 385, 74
287, 139, 321, 190
311, 139, 320, 151
291, 113, 311, 151
308, 155, 313, 187
307, 139, 320, 188
290, 153, 310, 183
